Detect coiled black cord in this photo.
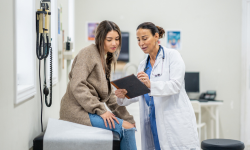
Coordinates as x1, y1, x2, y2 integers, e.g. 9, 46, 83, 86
46, 46, 53, 107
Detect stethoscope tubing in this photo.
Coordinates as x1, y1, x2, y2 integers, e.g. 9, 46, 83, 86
144, 45, 165, 74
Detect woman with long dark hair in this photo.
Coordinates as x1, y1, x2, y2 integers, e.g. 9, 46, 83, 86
60, 20, 137, 150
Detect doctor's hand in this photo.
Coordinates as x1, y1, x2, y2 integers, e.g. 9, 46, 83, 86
137, 71, 151, 88
100, 111, 120, 129
115, 89, 127, 99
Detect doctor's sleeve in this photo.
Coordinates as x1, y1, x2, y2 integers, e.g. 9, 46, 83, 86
105, 86, 135, 124
149, 50, 185, 97
116, 97, 139, 106
116, 65, 141, 106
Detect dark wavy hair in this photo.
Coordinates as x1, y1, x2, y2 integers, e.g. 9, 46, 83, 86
95, 20, 122, 80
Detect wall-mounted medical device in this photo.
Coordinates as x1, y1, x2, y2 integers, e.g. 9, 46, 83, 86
63, 36, 74, 60
64, 37, 73, 51
36, 0, 52, 132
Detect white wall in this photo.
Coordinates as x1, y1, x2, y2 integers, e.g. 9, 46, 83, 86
0, 0, 242, 149
0, 0, 69, 149
75, 0, 242, 144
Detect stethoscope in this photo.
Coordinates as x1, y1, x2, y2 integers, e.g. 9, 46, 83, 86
143, 46, 165, 117
144, 45, 165, 77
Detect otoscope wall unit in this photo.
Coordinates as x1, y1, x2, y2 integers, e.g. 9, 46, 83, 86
35, 0, 59, 132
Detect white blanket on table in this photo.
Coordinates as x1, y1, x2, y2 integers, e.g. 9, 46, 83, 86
44, 118, 113, 150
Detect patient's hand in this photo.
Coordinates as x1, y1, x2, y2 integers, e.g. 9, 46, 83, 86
115, 89, 127, 99
100, 111, 119, 129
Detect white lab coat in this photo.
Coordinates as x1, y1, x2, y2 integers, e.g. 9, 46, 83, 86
117, 46, 199, 150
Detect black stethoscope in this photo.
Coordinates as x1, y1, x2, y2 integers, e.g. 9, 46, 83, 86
144, 45, 165, 77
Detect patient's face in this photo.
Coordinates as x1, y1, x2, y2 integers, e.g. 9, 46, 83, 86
136, 28, 158, 54
104, 30, 120, 54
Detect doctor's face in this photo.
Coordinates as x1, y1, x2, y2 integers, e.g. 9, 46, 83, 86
136, 28, 159, 54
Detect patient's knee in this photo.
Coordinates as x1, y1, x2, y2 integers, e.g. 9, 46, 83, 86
122, 121, 134, 129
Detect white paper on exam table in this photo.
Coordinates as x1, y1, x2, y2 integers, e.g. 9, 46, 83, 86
44, 118, 113, 150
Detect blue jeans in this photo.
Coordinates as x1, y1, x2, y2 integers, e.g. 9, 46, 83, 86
89, 113, 137, 150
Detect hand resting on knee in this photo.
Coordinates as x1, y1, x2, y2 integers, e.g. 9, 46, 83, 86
100, 111, 136, 129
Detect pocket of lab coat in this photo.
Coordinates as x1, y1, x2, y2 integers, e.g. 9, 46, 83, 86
164, 111, 195, 147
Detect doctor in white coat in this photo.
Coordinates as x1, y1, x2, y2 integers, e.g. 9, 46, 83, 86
115, 22, 199, 150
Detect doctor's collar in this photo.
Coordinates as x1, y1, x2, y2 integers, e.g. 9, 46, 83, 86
146, 45, 165, 62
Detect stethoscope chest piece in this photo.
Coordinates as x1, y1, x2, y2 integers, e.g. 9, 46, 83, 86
155, 74, 161, 77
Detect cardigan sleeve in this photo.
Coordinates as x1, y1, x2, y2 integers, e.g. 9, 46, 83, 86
105, 86, 135, 124
70, 50, 107, 116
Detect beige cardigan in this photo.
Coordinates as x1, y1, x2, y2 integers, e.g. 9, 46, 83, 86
59, 44, 135, 126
